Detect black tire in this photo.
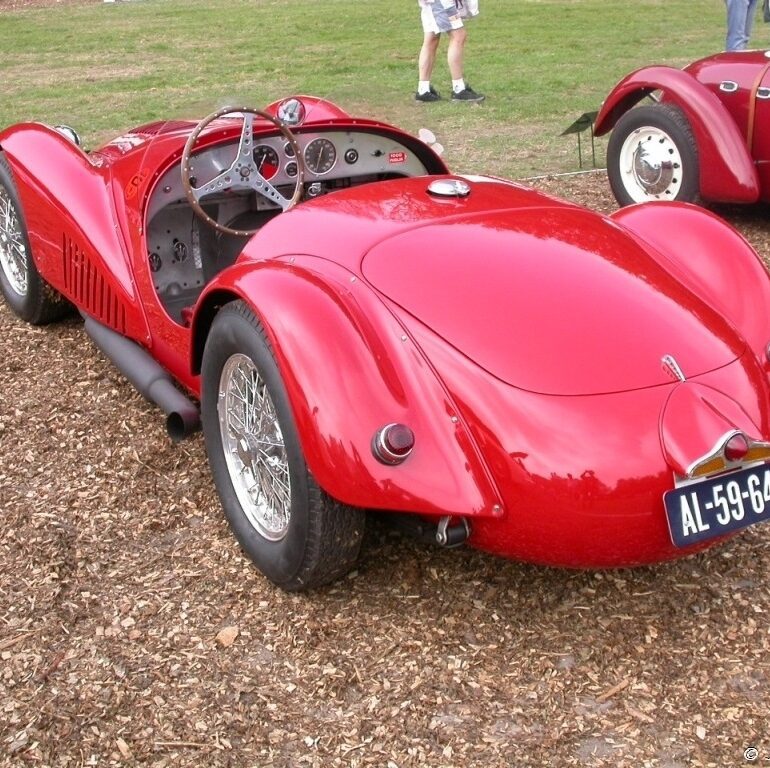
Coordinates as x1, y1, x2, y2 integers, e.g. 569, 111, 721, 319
607, 104, 699, 206
0, 152, 71, 324
201, 300, 365, 591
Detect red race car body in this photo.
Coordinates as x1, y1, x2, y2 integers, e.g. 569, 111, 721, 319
3, 96, 770, 590
596, 51, 770, 206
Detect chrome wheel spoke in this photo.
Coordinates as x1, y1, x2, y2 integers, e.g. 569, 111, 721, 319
257, 451, 290, 504
217, 353, 292, 541
0, 187, 28, 296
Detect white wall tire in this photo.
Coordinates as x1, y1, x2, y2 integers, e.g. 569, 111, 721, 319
607, 104, 699, 206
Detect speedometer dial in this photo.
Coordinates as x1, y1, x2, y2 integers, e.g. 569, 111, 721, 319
304, 138, 337, 175
253, 145, 280, 180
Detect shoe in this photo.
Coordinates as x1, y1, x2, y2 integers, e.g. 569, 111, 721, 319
452, 85, 485, 103
415, 86, 441, 102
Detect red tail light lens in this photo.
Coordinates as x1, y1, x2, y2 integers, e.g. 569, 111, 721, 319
372, 423, 415, 465
724, 433, 750, 462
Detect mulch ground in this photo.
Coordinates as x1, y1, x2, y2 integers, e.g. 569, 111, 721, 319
2, 172, 770, 767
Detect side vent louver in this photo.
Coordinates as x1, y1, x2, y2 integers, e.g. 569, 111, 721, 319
62, 234, 126, 333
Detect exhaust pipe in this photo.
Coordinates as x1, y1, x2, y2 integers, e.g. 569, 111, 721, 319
83, 316, 200, 441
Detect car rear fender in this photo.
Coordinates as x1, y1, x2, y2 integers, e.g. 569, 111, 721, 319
191, 257, 503, 518
0, 123, 148, 340
595, 66, 759, 203
611, 201, 770, 363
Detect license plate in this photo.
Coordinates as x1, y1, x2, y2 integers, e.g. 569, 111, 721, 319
664, 463, 770, 547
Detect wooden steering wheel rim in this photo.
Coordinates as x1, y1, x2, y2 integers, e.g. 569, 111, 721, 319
180, 106, 305, 237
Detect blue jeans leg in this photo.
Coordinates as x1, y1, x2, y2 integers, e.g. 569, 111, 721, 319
726, 0, 759, 51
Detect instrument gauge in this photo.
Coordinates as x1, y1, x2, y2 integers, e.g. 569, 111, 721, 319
304, 138, 337, 175
253, 145, 280, 180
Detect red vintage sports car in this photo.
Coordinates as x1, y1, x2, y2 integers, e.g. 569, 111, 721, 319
597, 50, 770, 207
3, 97, 770, 590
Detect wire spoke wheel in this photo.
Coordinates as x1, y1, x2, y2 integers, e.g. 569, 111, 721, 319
218, 353, 291, 541
202, 301, 365, 590
0, 184, 28, 296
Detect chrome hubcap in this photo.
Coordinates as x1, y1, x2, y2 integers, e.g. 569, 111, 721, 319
218, 353, 291, 541
619, 126, 683, 202
0, 186, 28, 296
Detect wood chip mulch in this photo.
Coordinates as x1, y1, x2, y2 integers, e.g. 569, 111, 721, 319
2, 172, 770, 767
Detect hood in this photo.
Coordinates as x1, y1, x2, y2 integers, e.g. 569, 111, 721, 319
362, 206, 744, 396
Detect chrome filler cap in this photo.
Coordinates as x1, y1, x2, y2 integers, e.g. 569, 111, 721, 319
427, 178, 471, 198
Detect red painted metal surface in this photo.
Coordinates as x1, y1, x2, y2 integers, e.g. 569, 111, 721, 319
659, 382, 763, 478
407, 322, 769, 566
610, 202, 770, 363
363, 201, 742, 395
0, 124, 149, 340
683, 52, 770, 140
2, 97, 770, 568
595, 64, 760, 203
196, 258, 503, 518
682, 53, 770, 202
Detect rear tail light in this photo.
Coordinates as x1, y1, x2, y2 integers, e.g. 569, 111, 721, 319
372, 423, 415, 465
724, 432, 750, 462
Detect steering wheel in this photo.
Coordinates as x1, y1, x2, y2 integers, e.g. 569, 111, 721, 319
181, 106, 305, 237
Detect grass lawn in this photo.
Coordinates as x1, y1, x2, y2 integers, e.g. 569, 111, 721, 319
0, 0, 744, 178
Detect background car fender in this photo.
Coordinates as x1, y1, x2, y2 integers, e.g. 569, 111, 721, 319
191, 257, 504, 519
611, 201, 770, 361
595, 66, 760, 203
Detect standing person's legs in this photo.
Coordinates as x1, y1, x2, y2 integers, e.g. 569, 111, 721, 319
744, 0, 759, 47
446, 24, 484, 101
419, 31, 441, 83
415, 1, 483, 102
446, 26, 467, 81
726, 0, 753, 50
416, 3, 446, 101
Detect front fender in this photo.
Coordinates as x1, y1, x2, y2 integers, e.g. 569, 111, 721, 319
0, 123, 149, 341
611, 202, 770, 364
191, 257, 503, 519
595, 66, 759, 203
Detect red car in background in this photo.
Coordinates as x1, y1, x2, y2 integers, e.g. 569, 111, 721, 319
3, 96, 770, 590
597, 51, 770, 206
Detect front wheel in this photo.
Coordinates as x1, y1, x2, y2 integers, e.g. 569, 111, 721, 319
606, 104, 699, 206
201, 301, 365, 591
0, 153, 71, 324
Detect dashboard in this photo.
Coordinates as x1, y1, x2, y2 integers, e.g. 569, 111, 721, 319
246, 129, 430, 184
147, 128, 432, 222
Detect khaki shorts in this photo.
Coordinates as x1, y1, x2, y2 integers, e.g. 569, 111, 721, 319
421, 0, 465, 34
